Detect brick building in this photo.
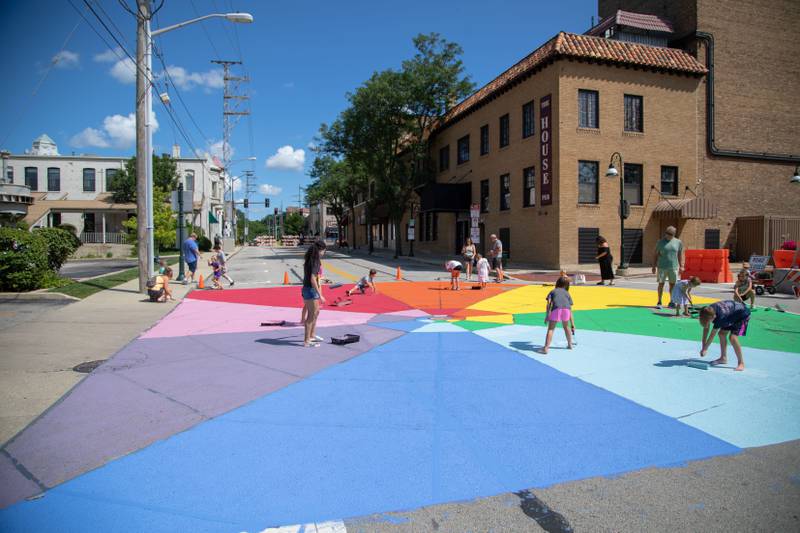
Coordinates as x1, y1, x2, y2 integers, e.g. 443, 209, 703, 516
350, 0, 799, 268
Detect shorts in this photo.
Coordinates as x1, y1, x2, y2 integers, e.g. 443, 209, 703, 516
147, 288, 164, 302
657, 268, 678, 284
301, 286, 320, 300
450, 266, 462, 278
355, 283, 367, 294
547, 308, 572, 322
187, 261, 197, 273
492, 257, 503, 270
719, 308, 751, 337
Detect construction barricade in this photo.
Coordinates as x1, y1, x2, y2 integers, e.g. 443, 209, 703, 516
681, 249, 733, 283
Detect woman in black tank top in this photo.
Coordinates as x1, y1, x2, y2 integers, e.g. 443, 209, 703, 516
301, 240, 326, 347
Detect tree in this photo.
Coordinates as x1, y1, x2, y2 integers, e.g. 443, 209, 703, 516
109, 154, 180, 203
316, 33, 473, 258
307, 155, 363, 246
123, 189, 177, 251
284, 212, 305, 236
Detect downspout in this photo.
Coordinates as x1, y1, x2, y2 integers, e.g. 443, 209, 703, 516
696, 31, 800, 163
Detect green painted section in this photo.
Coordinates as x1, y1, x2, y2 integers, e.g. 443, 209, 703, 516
452, 319, 505, 331
514, 307, 800, 354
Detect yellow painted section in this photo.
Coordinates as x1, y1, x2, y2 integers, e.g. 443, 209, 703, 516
322, 261, 360, 282
464, 314, 515, 324
467, 285, 717, 314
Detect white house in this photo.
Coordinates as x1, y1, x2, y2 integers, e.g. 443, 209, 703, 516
5, 135, 223, 243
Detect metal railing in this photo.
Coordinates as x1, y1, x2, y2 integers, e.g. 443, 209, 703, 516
80, 232, 129, 244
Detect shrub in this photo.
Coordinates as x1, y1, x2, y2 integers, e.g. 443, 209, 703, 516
197, 236, 212, 252
34, 227, 82, 270
0, 228, 50, 291
57, 223, 78, 235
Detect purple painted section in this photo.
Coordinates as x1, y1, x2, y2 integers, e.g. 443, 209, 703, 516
0, 454, 40, 508
1, 323, 404, 508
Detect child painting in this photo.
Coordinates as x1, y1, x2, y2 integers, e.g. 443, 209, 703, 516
699, 300, 750, 371
539, 276, 574, 354
671, 276, 701, 317
475, 253, 490, 288
347, 269, 378, 296
445, 260, 463, 290
733, 269, 756, 309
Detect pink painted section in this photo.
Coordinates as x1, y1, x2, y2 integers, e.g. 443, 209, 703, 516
385, 308, 430, 318
142, 299, 376, 339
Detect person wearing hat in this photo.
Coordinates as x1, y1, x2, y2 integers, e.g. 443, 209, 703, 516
651, 226, 684, 309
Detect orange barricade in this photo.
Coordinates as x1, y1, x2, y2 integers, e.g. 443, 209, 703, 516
681, 249, 732, 283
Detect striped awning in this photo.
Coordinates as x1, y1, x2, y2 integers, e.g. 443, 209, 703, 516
653, 197, 718, 219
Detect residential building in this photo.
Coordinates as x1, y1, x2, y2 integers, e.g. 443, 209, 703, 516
307, 201, 339, 239
5, 136, 224, 244
348, 1, 799, 268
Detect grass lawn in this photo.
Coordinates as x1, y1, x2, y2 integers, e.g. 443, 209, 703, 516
50, 256, 179, 299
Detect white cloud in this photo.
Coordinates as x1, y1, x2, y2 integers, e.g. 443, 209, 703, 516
94, 47, 123, 63
194, 140, 233, 162
52, 50, 80, 69
69, 111, 158, 149
70, 127, 109, 148
163, 66, 224, 90
266, 146, 305, 171
232, 179, 242, 192
260, 184, 283, 196
110, 57, 137, 84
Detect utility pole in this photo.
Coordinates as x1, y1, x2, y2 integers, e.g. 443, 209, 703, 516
211, 60, 249, 243
135, 0, 151, 292
243, 170, 255, 241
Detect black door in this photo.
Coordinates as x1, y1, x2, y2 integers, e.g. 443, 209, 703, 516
499, 227, 510, 262
578, 228, 599, 264
704, 229, 720, 249
623, 228, 643, 264
455, 221, 468, 254
84, 213, 96, 233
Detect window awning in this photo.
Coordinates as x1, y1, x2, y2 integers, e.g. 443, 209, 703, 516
208, 211, 218, 224
653, 197, 718, 219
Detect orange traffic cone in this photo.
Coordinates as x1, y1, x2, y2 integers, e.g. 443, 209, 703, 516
283, 271, 290, 285
198, 274, 205, 289
395, 266, 402, 280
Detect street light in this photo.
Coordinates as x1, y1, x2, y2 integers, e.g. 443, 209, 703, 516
791, 165, 800, 184
605, 152, 629, 274
135, 3, 253, 291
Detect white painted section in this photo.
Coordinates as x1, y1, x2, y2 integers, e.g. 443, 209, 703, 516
257, 520, 346, 533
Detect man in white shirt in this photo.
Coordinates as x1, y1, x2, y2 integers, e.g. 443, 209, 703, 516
445, 260, 463, 290
489, 234, 504, 282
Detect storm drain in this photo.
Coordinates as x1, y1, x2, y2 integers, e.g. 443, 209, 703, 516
72, 360, 107, 374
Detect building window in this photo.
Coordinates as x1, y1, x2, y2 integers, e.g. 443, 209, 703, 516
480, 179, 489, 213
578, 227, 600, 263
480, 124, 489, 155
184, 170, 195, 191
47, 167, 60, 192
500, 174, 511, 211
25, 167, 38, 191
578, 160, 599, 204
523, 166, 536, 207
439, 145, 450, 172
578, 89, 599, 128
5, 166, 13, 183
457, 135, 470, 164
83, 168, 96, 192
660, 166, 678, 196
623, 163, 643, 205
624, 94, 643, 132
105, 168, 118, 191
522, 101, 535, 138
499, 114, 509, 148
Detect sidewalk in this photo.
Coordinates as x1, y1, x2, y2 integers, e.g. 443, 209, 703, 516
0, 277, 192, 446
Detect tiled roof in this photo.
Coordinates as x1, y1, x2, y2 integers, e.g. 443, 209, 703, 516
439, 32, 705, 130
587, 10, 675, 36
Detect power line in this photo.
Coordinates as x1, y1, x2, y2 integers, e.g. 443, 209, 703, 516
188, 0, 223, 60
90, 0, 130, 49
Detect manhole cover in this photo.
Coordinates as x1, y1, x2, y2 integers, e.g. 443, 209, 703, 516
73, 360, 107, 373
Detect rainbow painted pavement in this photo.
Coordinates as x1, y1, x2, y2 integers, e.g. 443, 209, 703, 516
2, 282, 799, 531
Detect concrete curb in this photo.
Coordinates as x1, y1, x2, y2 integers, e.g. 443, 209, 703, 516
0, 291, 80, 302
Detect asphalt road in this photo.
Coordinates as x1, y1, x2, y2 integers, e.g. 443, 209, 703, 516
59, 259, 137, 280
220, 246, 800, 532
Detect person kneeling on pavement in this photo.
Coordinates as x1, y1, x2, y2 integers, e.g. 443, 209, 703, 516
148, 267, 174, 302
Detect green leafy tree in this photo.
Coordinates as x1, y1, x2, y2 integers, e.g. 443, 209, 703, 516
122, 189, 177, 251
283, 212, 306, 236
307, 155, 364, 246
109, 154, 180, 203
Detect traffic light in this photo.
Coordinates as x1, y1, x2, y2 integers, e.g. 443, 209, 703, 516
274, 207, 278, 215
264, 198, 270, 208
243, 198, 249, 208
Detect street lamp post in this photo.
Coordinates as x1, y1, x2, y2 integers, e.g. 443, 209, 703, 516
605, 152, 629, 275
135, 2, 253, 291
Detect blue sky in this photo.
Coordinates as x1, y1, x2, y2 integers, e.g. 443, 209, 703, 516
1, 0, 597, 219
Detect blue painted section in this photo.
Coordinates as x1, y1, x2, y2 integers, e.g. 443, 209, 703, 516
0, 332, 739, 532
476, 325, 800, 447
368, 318, 427, 332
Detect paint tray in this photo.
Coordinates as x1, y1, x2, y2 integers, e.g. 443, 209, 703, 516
471, 285, 482, 290
331, 334, 360, 345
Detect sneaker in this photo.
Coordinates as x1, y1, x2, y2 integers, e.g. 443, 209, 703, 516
229, 281, 235, 287
668, 302, 676, 308
655, 303, 662, 309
